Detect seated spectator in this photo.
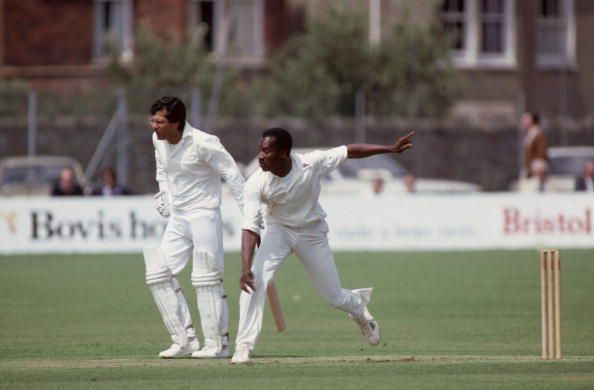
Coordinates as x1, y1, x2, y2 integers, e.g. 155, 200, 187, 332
403, 174, 416, 194
92, 167, 133, 196
574, 161, 594, 192
52, 167, 84, 196
372, 176, 385, 195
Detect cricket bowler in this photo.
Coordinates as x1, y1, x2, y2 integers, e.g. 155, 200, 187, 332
231, 127, 414, 364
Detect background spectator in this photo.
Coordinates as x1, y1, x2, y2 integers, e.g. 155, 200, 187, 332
521, 112, 548, 178
403, 174, 416, 194
92, 167, 133, 196
51, 167, 84, 196
574, 161, 594, 192
372, 176, 385, 195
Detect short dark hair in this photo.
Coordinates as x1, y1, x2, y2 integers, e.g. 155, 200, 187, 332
150, 96, 186, 131
262, 127, 293, 154
525, 111, 539, 125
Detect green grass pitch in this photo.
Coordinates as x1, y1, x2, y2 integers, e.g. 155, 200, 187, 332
1, 250, 593, 389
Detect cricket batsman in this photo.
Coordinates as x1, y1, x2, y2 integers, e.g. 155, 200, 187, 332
144, 96, 245, 359
231, 127, 414, 364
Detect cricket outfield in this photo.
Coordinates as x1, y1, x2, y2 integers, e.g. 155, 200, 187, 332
1, 251, 593, 389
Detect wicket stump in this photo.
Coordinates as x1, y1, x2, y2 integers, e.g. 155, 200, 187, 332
540, 249, 561, 360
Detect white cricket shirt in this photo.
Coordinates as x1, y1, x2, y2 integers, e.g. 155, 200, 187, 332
242, 146, 348, 234
153, 123, 244, 212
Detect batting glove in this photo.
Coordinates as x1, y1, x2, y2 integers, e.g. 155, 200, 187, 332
154, 191, 171, 218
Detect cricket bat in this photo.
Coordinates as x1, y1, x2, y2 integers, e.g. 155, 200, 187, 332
267, 281, 286, 332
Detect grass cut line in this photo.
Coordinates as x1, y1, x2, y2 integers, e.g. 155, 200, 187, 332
3, 355, 594, 370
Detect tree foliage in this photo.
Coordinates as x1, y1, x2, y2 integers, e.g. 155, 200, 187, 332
105, 26, 212, 88
0, 80, 28, 117
258, 3, 460, 119
105, 26, 250, 117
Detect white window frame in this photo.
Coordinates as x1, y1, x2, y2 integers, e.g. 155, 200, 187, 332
188, 0, 264, 66
536, 0, 576, 69
93, 0, 133, 62
442, 0, 516, 69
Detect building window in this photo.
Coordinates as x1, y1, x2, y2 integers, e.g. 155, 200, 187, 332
189, 0, 217, 52
480, 0, 505, 54
93, 0, 133, 61
441, 0, 466, 52
536, 0, 575, 67
440, 0, 516, 68
189, 0, 264, 65
226, 0, 264, 61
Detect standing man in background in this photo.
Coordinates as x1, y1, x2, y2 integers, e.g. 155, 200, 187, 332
144, 96, 245, 359
521, 111, 548, 177
231, 127, 414, 364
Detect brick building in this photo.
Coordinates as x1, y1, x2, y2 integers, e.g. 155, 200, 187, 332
1, 0, 593, 123
0, 0, 302, 92
435, 0, 594, 124
1, 0, 593, 192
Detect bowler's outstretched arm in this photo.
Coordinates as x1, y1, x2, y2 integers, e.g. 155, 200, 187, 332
347, 131, 414, 158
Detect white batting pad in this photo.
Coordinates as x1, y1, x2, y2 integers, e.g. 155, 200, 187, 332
191, 250, 228, 350
149, 283, 189, 347
172, 277, 197, 341
143, 246, 170, 282
191, 250, 223, 287
143, 247, 188, 346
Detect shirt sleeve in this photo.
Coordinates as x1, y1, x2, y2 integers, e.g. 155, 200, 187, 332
153, 137, 169, 193
241, 176, 263, 235
307, 145, 348, 176
203, 137, 246, 212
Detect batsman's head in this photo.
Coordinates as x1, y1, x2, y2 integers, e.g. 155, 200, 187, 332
258, 127, 292, 173
150, 96, 186, 142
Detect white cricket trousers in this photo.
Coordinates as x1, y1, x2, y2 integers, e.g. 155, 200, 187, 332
160, 208, 224, 275
160, 207, 225, 341
235, 220, 366, 350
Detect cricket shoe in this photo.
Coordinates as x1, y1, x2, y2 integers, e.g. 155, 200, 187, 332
192, 343, 230, 359
349, 288, 381, 346
189, 338, 201, 352
230, 343, 253, 365
158, 338, 199, 358
350, 307, 381, 346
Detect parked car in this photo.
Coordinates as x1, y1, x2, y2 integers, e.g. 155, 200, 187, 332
512, 146, 594, 192
0, 155, 90, 196
548, 146, 594, 175
243, 148, 482, 195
